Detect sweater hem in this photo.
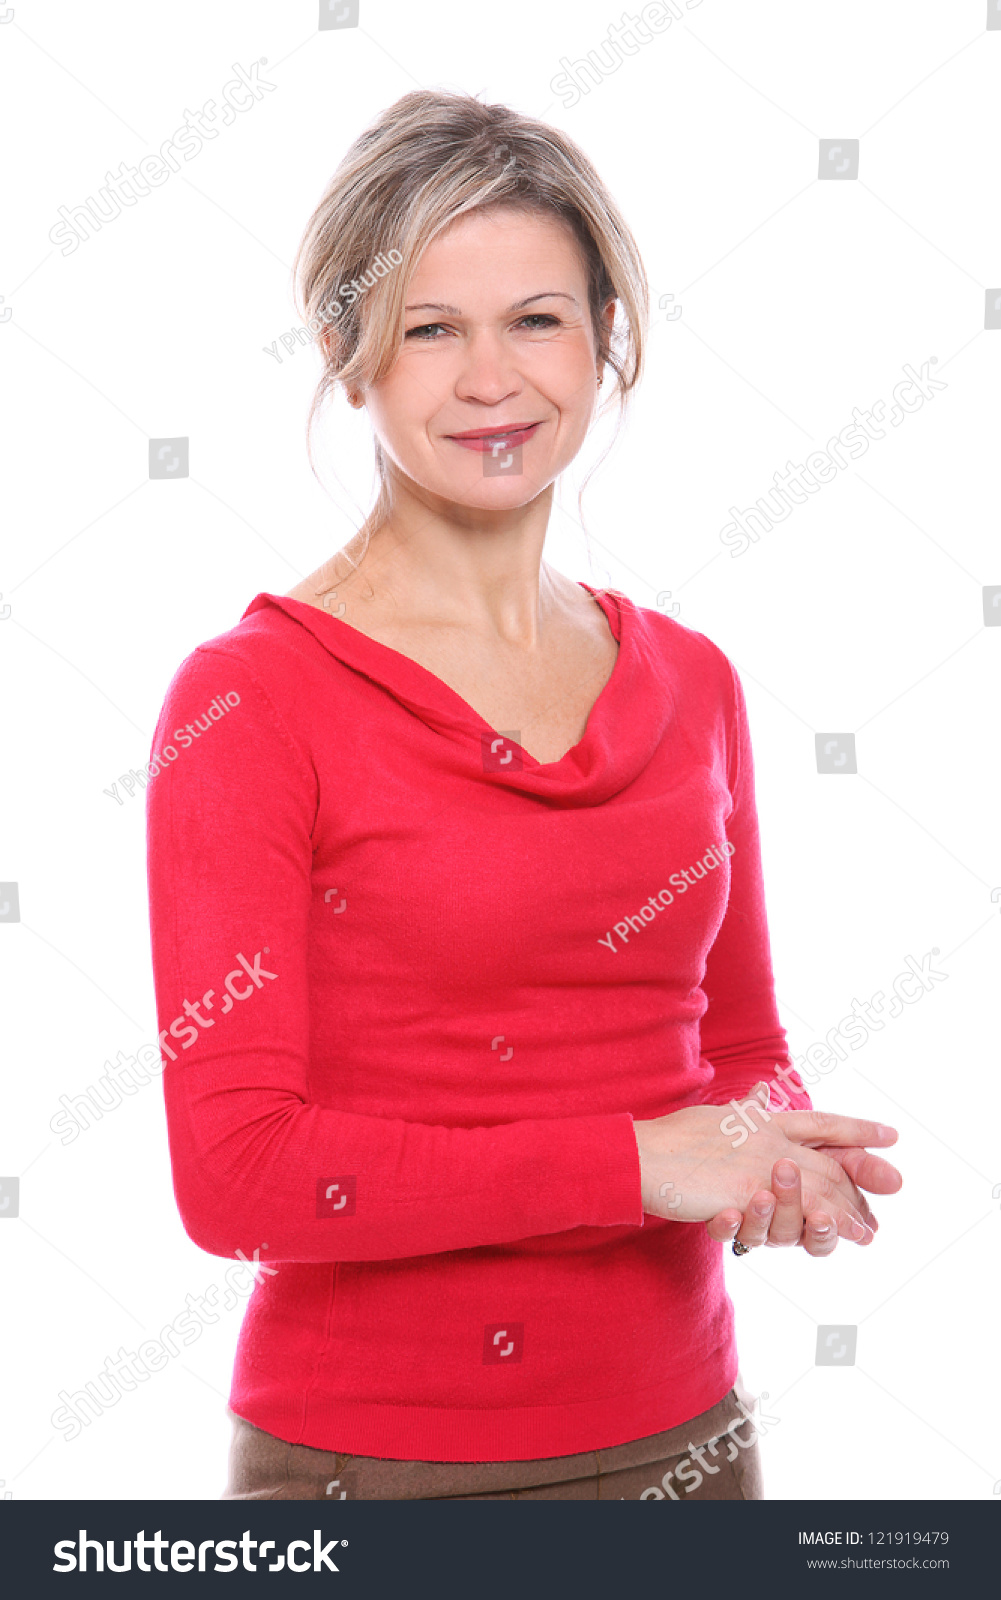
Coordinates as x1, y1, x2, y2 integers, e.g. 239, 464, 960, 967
229, 1348, 739, 1463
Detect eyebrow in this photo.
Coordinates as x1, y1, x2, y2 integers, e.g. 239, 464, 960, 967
404, 292, 580, 315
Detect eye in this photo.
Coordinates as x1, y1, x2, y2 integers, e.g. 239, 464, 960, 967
404, 322, 449, 340
518, 314, 561, 330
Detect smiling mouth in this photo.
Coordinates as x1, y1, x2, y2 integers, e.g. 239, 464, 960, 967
445, 422, 542, 452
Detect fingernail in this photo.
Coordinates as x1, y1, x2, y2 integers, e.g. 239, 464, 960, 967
774, 1162, 797, 1187
849, 1219, 865, 1240
752, 1202, 773, 1218
876, 1125, 895, 1140
812, 1222, 831, 1235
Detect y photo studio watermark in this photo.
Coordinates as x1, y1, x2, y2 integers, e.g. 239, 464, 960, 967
598, 842, 734, 952
263, 251, 403, 364
103, 692, 241, 805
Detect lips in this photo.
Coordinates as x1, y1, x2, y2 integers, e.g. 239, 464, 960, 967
445, 422, 541, 453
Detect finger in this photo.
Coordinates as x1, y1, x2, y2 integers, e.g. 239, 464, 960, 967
775, 1111, 897, 1150
817, 1144, 903, 1195
767, 1160, 804, 1246
800, 1211, 839, 1258
793, 1150, 877, 1242
734, 1191, 775, 1250
705, 1209, 743, 1243
816, 1154, 880, 1232
817, 1201, 873, 1245
799, 1180, 872, 1244
823, 1166, 879, 1234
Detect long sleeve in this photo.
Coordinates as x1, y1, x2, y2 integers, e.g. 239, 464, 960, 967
145, 644, 644, 1266
139, 589, 798, 1460
695, 658, 812, 1113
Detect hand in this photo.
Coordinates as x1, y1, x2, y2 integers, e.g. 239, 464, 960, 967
633, 1097, 899, 1245
703, 1085, 902, 1252
706, 1159, 858, 1256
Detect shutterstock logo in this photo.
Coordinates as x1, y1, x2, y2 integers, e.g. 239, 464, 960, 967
481, 731, 523, 771
49, 61, 276, 256
483, 1322, 524, 1363
316, 1176, 357, 1216
53, 1528, 344, 1573
816, 1325, 857, 1366
156, 948, 277, 1064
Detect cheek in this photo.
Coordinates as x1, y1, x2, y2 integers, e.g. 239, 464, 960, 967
365, 377, 435, 457
531, 345, 600, 418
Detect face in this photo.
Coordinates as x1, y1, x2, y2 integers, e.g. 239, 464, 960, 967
351, 206, 614, 513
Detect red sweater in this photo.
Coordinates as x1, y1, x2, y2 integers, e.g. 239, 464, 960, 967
144, 583, 810, 1462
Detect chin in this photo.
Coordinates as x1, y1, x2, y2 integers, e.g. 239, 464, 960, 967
410, 469, 547, 510
452, 483, 544, 511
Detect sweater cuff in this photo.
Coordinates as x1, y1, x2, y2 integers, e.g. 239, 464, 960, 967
547, 1110, 645, 1231
703, 1071, 813, 1115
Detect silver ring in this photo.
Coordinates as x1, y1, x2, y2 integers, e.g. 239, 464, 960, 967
732, 1240, 752, 1256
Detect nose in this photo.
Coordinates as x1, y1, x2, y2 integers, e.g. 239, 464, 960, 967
453, 330, 522, 406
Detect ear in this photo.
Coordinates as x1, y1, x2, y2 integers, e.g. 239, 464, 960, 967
596, 297, 616, 381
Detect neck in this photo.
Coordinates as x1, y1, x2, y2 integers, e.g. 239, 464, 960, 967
331, 473, 567, 645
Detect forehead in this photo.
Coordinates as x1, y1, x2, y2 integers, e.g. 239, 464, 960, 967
406, 207, 587, 303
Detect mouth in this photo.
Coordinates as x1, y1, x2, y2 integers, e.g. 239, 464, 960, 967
445, 421, 542, 453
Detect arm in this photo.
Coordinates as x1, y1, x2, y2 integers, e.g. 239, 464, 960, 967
695, 656, 811, 1118
690, 657, 898, 1247
145, 644, 644, 1265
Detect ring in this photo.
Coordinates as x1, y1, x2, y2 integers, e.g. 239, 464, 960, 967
732, 1240, 752, 1256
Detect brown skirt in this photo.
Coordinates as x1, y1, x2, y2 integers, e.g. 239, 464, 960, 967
221, 1379, 764, 1501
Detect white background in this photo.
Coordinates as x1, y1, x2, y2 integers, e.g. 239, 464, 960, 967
1, 0, 998, 1501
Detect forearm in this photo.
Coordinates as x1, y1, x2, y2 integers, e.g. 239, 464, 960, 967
164, 1073, 645, 1262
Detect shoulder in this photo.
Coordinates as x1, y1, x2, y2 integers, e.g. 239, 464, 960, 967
151, 598, 326, 764
608, 589, 739, 699
144, 604, 324, 814
162, 596, 320, 697
616, 597, 751, 795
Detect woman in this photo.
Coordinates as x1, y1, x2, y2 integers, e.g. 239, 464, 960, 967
145, 89, 901, 1502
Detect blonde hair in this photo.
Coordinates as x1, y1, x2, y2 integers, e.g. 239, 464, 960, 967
292, 88, 649, 583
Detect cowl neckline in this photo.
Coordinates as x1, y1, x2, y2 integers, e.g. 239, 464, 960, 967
240, 581, 675, 808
